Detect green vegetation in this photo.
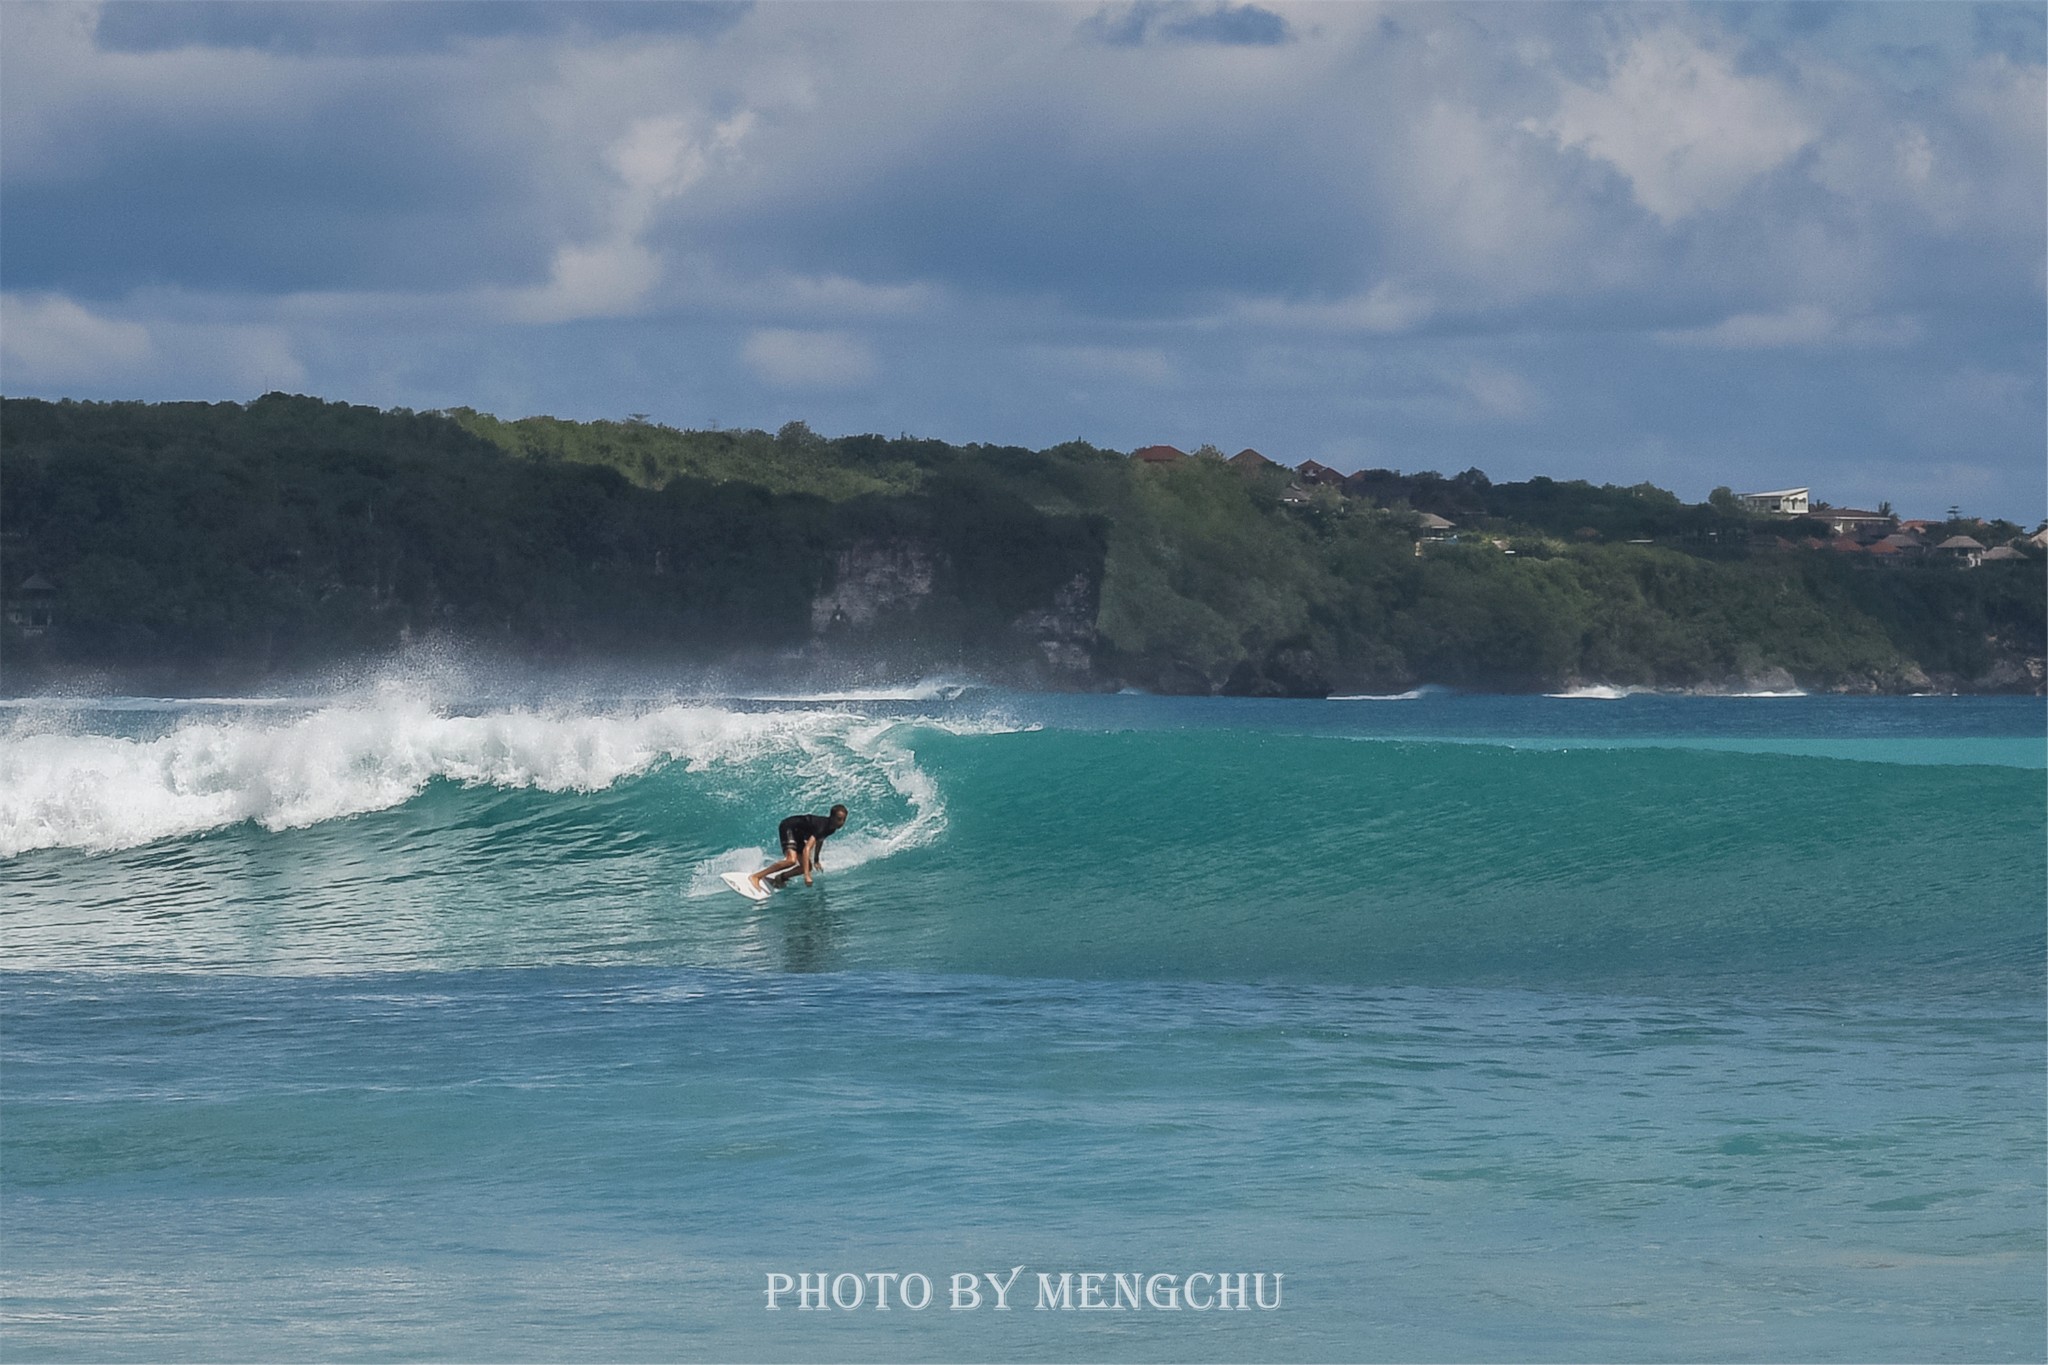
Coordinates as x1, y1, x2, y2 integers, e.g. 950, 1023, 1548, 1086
2, 394, 2041, 694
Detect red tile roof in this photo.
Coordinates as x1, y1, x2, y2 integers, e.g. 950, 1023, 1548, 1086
1132, 444, 1186, 463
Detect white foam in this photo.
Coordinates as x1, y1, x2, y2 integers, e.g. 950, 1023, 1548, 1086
1545, 684, 1652, 700
0, 694, 321, 711
1546, 684, 1812, 699
0, 688, 955, 859
723, 677, 973, 704
684, 715, 952, 896
1329, 690, 1428, 701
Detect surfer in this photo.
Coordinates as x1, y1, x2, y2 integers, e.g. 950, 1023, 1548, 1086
749, 805, 848, 894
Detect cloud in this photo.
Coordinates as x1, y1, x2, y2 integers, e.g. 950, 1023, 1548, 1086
1462, 363, 1542, 420
1534, 24, 1815, 223
1082, 3, 1293, 48
0, 290, 304, 391
90, 0, 749, 56
0, 2, 2039, 515
494, 110, 755, 323
1232, 281, 1437, 335
0, 292, 154, 383
1028, 344, 1177, 386
1654, 305, 1920, 349
741, 328, 877, 389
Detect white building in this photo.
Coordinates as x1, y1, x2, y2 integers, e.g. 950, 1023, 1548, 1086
1737, 487, 1810, 516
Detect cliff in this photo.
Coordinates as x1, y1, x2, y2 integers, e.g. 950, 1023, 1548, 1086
2, 395, 2040, 696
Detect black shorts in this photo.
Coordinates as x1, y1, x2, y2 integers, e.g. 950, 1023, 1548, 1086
778, 814, 832, 859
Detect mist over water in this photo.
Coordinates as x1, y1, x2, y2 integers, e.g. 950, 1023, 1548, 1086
3, 678, 2042, 1360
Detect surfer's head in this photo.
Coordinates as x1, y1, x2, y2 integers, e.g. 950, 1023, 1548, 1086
829, 804, 848, 827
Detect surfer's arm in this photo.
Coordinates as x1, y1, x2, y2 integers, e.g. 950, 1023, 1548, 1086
800, 838, 817, 884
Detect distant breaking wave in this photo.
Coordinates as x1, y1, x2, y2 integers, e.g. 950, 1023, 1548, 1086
1546, 684, 1654, 699
1328, 687, 1437, 701
1545, 684, 1808, 699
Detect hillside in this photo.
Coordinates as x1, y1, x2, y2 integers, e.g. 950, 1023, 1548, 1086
2, 395, 2041, 695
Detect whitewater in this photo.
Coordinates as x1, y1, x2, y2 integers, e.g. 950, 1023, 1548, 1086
3, 684, 2042, 1360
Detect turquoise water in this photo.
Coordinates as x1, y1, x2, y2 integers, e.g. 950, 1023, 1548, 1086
3, 686, 2043, 1360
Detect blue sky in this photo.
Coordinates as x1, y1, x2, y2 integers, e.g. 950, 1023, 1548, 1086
2, 1, 2042, 519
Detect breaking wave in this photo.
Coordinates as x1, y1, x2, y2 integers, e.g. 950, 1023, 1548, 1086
0, 686, 1001, 861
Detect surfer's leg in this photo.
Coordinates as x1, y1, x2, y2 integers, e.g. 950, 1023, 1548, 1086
751, 851, 799, 890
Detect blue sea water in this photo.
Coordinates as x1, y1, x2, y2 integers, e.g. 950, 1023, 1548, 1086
2, 684, 2043, 1361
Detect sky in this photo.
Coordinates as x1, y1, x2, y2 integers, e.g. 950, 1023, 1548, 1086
2, 1, 2043, 520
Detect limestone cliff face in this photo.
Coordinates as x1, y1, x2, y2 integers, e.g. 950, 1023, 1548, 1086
1008, 572, 1099, 677
809, 542, 1102, 681
809, 543, 937, 632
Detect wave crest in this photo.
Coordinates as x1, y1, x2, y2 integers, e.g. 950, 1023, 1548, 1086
0, 691, 957, 859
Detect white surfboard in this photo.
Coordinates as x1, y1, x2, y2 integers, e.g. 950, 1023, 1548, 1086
721, 871, 772, 902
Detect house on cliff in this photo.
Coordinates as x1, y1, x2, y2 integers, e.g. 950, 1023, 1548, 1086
1132, 445, 1186, 465
1228, 448, 1276, 473
1935, 535, 1986, 567
1823, 508, 1896, 538
1738, 488, 1810, 516
1296, 459, 1345, 487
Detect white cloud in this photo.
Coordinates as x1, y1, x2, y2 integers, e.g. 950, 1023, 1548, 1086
196, 322, 307, 391
1232, 280, 1436, 335
0, 291, 305, 391
1, 292, 154, 383
1462, 363, 1542, 420
1, 4, 2038, 513
499, 111, 756, 324
1655, 305, 1919, 350
1534, 25, 1815, 223
1378, 96, 1616, 305
741, 328, 877, 389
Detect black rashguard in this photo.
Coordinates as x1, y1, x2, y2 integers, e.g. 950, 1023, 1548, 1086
778, 814, 838, 855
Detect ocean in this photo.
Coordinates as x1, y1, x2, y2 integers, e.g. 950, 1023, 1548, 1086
2, 682, 2042, 1361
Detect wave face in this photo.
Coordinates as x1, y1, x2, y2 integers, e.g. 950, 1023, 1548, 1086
3, 689, 2041, 986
